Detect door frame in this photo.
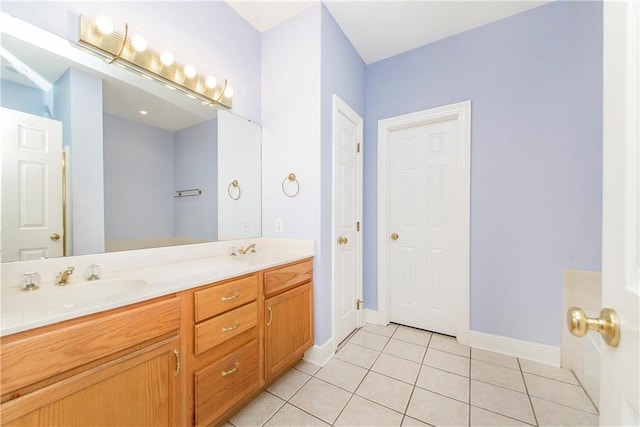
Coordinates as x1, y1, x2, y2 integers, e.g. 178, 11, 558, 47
377, 101, 471, 344
332, 94, 364, 349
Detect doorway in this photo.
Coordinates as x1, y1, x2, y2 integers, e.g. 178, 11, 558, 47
1, 107, 64, 262
377, 101, 470, 343
332, 94, 363, 348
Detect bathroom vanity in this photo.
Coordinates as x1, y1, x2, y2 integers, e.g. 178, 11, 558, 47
0, 241, 314, 427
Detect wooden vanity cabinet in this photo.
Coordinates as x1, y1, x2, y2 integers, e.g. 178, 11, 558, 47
263, 259, 314, 380
189, 273, 261, 427
0, 295, 183, 427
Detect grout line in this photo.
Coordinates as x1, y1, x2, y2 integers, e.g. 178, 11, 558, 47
517, 357, 539, 426
469, 403, 538, 427
468, 349, 472, 426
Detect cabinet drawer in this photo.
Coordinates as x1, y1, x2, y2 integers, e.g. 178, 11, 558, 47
194, 275, 257, 322
195, 339, 258, 426
195, 301, 257, 355
264, 259, 313, 297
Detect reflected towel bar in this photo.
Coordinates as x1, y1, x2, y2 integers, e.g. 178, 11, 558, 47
175, 189, 202, 198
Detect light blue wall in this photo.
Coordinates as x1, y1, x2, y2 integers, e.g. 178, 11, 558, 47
54, 68, 105, 255
1, 1, 261, 122
261, 4, 325, 341
103, 113, 175, 240
364, 1, 603, 347
174, 119, 218, 241
1, 80, 49, 117
319, 4, 366, 344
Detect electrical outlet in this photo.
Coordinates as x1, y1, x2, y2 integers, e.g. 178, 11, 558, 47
275, 218, 283, 233
242, 220, 248, 231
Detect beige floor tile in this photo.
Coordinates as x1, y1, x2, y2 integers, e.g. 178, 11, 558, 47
392, 325, 432, 346
264, 403, 329, 427
371, 352, 421, 384
383, 338, 426, 363
524, 373, 597, 414
406, 387, 469, 426
267, 368, 312, 400
519, 359, 579, 385
334, 342, 380, 369
356, 371, 414, 412
295, 359, 321, 376
470, 380, 535, 425
416, 365, 469, 403
350, 330, 391, 351
229, 391, 285, 427
471, 348, 519, 370
289, 378, 352, 424
471, 359, 526, 392
401, 416, 429, 426
334, 395, 404, 426
423, 348, 470, 377
361, 323, 398, 337
531, 396, 599, 426
314, 357, 368, 392
470, 406, 532, 426
429, 333, 471, 357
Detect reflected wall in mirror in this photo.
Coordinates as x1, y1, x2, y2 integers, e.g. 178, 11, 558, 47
0, 12, 261, 262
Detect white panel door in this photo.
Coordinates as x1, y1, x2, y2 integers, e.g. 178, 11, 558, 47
1, 107, 63, 262
333, 95, 363, 346
388, 118, 459, 336
599, 1, 639, 424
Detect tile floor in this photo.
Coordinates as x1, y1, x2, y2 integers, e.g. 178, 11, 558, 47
224, 323, 598, 426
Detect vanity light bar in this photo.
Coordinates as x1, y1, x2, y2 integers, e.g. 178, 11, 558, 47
78, 14, 232, 109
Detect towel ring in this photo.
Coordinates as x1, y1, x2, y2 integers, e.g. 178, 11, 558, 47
282, 173, 300, 198
227, 180, 241, 200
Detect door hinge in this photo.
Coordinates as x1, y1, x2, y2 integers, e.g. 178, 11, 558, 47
356, 221, 360, 232
356, 299, 363, 310
356, 142, 361, 153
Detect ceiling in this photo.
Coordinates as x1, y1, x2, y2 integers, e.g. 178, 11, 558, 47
225, 0, 551, 64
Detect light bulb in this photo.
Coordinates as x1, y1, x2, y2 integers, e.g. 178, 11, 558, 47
205, 76, 217, 89
224, 85, 234, 98
160, 51, 174, 66
184, 64, 196, 79
96, 16, 113, 35
131, 36, 147, 52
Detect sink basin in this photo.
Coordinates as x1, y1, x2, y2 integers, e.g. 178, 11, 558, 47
2, 278, 149, 320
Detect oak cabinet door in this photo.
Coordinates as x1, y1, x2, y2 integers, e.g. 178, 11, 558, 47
264, 282, 313, 380
3, 339, 181, 427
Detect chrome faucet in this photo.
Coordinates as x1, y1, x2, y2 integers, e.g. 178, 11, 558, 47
239, 243, 256, 254
55, 267, 75, 285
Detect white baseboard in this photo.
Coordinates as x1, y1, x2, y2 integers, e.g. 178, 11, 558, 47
363, 309, 380, 325
469, 330, 561, 367
303, 338, 335, 367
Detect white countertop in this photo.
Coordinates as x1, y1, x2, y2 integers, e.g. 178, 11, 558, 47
0, 239, 314, 336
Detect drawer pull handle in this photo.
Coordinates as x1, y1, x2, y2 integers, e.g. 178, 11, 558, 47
222, 321, 240, 333
221, 362, 240, 377
221, 291, 240, 302
173, 348, 180, 377
267, 306, 273, 327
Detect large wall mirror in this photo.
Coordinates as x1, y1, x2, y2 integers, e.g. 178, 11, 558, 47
0, 12, 261, 263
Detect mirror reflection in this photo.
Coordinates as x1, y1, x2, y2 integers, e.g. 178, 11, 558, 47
0, 13, 261, 263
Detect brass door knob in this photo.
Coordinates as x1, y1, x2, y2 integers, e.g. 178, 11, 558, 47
391, 233, 399, 241
50, 233, 61, 241
567, 307, 620, 347
337, 236, 348, 245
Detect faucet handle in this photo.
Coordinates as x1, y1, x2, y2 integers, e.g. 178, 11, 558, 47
20, 272, 41, 291
85, 264, 101, 281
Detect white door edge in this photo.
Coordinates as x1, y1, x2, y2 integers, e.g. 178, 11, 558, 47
332, 94, 364, 350
377, 100, 471, 345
